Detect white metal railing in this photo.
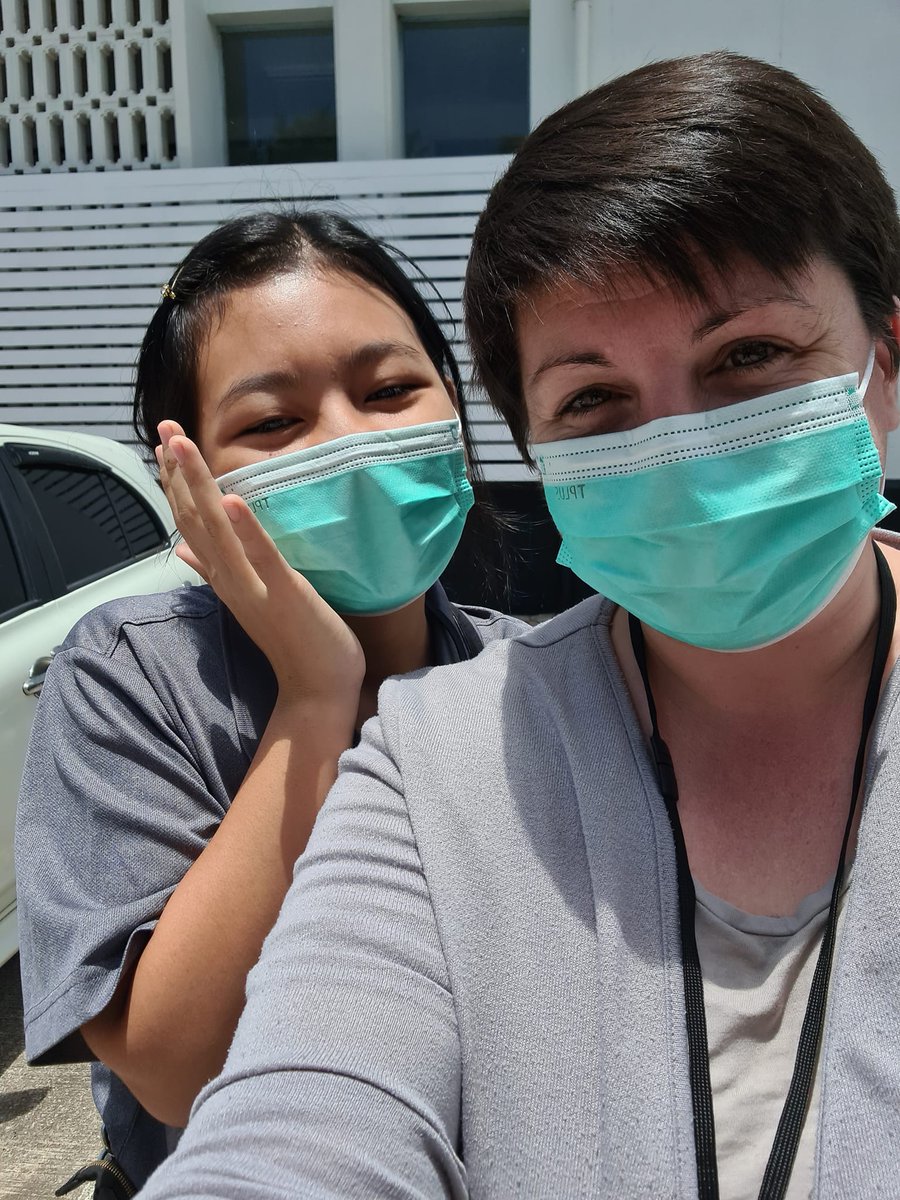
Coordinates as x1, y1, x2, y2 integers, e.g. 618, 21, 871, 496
0, 153, 531, 481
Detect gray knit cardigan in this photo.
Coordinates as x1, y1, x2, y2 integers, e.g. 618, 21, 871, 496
139, 591, 900, 1199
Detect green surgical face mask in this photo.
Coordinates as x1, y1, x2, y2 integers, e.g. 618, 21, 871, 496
533, 349, 894, 651
217, 419, 473, 615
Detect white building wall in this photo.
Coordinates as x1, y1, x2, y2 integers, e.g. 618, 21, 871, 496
169, 0, 226, 167
4, 0, 899, 195
584, 0, 900, 217
332, 0, 401, 160
3, 0, 900, 472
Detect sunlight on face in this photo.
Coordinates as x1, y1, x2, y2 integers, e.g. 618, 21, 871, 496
518, 255, 898, 462
195, 267, 457, 477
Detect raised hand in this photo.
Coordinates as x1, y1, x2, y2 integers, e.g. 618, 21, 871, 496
156, 421, 365, 707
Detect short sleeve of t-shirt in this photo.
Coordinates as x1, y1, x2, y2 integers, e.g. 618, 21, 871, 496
15, 586, 272, 1066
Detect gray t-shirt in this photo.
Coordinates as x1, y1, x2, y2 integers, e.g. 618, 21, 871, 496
697, 874, 849, 1200
15, 581, 524, 1190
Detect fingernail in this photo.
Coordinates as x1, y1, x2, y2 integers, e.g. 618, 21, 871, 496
224, 505, 241, 524
170, 439, 186, 465
158, 423, 170, 448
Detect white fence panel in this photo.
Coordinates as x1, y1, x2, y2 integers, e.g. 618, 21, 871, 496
0, 154, 532, 482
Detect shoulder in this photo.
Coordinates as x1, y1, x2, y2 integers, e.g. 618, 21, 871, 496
45, 583, 251, 729
42, 585, 273, 766
451, 603, 531, 645
59, 583, 221, 661
462, 592, 615, 667
381, 594, 617, 733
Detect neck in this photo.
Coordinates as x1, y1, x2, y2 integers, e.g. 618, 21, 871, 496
617, 535, 900, 916
344, 593, 432, 713
628, 538, 893, 720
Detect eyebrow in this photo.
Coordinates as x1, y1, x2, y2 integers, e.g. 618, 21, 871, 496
216, 340, 427, 412
216, 369, 301, 413
690, 294, 817, 343
528, 351, 614, 386
527, 294, 818, 386
345, 340, 425, 371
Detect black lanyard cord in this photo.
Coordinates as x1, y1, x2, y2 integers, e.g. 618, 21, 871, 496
631, 607, 720, 1199
629, 544, 896, 1200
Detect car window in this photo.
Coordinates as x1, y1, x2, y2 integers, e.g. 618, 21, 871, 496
15, 459, 166, 590
0, 506, 27, 619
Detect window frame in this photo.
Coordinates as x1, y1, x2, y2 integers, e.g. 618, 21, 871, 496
219, 21, 339, 167
0, 442, 168, 598
0, 453, 48, 624
397, 5, 530, 159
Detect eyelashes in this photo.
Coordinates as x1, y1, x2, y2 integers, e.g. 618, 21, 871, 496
556, 342, 793, 419
718, 340, 789, 371
368, 384, 414, 401
236, 383, 424, 436
242, 416, 295, 436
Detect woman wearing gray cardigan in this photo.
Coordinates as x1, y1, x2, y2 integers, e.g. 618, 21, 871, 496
139, 53, 900, 1199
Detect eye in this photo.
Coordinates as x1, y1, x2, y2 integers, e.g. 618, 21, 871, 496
720, 340, 787, 371
559, 386, 624, 417
368, 383, 415, 402
242, 416, 295, 436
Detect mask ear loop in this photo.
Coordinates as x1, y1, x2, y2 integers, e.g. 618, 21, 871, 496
858, 342, 877, 398
857, 343, 888, 494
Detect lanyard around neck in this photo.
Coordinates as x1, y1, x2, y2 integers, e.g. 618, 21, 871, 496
628, 543, 896, 1200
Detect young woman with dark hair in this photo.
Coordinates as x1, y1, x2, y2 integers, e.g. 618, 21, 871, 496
141, 54, 900, 1199
15, 209, 524, 1194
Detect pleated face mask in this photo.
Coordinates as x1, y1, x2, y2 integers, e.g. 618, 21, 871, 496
533, 348, 894, 651
217, 418, 473, 615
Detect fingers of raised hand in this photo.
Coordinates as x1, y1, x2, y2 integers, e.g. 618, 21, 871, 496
155, 442, 195, 560
155, 425, 186, 521
221, 495, 299, 586
156, 425, 254, 591
218, 496, 362, 695
173, 539, 209, 584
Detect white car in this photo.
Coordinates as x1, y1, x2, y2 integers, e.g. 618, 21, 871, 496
0, 424, 198, 966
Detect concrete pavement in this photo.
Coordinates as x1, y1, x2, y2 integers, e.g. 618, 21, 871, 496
0, 954, 96, 1200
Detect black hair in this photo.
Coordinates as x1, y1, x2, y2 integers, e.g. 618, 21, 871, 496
465, 51, 900, 459
134, 208, 477, 471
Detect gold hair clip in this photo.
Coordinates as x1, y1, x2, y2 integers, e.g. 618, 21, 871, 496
160, 265, 185, 302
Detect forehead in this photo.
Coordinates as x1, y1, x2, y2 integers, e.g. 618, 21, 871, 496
208, 266, 416, 339
194, 266, 428, 402
192, 266, 434, 431
515, 253, 855, 343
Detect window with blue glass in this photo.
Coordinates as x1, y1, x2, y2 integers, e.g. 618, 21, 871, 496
402, 15, 529, 158
222, 27, 337, 165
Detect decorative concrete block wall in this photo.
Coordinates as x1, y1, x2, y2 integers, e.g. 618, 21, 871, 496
0, 0, 176, 172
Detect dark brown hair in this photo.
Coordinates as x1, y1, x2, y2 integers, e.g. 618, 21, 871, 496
465, 51, 900, 458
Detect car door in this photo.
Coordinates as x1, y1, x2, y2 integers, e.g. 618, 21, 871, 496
0, 457, 58, 961
0, 438, 193, 964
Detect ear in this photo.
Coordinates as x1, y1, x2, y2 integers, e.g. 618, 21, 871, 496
890, 297, 900, 371
870, 296, 900, 391
870, 301, 900, 443
441, 374, 473, 473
